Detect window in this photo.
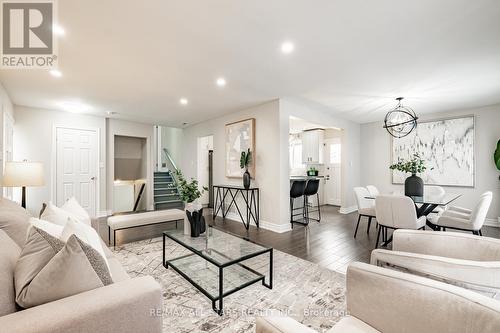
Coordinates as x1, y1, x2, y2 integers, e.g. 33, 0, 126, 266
289, 136, 304, 170
329, 143, 341, 164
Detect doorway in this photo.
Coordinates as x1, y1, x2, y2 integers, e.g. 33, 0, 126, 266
197, 135, 213, 206
324, 137, 342, 206
55, 127, 98, 216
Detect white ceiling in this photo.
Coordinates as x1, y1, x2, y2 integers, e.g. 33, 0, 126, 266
1, 0, 499, 126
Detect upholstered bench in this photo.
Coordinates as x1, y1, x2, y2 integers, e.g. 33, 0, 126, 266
107, 209, 185, 246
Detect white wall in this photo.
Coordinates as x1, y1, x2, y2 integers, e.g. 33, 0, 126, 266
160, 126, 183, 169
0, 83, 14, 198
279, 97, 362, 226
13, 106, 107, 216
182, 100, 283, 231
106, 118, 154, 213
360, 104, 500, 223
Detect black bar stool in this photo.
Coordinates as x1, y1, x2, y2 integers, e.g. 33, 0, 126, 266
290, 180, 307, 228
304, 179, 321, 224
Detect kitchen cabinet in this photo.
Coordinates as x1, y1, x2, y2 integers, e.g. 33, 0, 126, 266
301, 129, 324, 164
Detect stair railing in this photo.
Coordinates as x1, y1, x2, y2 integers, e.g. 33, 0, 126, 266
161, 148, 182, 200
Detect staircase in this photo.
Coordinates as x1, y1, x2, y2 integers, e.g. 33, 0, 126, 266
153, 171, 183, 210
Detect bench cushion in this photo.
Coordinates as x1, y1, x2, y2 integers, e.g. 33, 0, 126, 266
107, 209, 185, 230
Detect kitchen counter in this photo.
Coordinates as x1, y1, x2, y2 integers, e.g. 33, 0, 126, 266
290, 176, 325, 180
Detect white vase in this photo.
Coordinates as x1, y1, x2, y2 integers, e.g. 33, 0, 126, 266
184, 200, 202, 236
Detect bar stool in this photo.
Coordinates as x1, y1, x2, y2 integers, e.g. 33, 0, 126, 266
290, 180, 307, 228
304, 179, 321, 224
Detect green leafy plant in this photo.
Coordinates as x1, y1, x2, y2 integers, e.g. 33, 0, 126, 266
389, 153, 431, 174
175, 170, 207, 203
495, 139, 500, 171
240, 148, 252, 170
308, 166, 317, 172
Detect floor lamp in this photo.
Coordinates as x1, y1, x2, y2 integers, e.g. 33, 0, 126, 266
2, 161, 45, 209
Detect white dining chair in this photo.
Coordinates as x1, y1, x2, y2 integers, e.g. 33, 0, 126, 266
428, 191, 493, 235
366, 185, 379, 196
353, 187, 376, 238
375, 195, 426, 248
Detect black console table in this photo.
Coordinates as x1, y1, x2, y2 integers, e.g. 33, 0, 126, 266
213, 185, 260, 230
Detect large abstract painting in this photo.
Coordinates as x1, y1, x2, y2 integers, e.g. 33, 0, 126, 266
392, 116, 474, 187
225, 118, 255, 178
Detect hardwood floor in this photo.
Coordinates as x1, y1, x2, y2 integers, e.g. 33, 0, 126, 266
98, 205, 500, 274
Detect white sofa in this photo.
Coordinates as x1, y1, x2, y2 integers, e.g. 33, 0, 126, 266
0, 199, 163, 333
371, 229, 500, 298
256, 262, 500, 333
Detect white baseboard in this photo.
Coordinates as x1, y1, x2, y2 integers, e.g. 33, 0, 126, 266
484, 218, 500, 228
339, 205, 357, 214
216, 211, 291, 233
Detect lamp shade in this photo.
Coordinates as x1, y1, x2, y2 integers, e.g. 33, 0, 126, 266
2, 161, 45, 187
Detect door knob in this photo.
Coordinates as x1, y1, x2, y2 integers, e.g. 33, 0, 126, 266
90, 176, 96, 181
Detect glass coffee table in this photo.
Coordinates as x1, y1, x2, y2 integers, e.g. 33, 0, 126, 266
162, 227, 273, 315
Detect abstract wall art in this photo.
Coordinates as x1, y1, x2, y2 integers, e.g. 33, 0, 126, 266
392, 116, 474, 187
225, 118, 255, 178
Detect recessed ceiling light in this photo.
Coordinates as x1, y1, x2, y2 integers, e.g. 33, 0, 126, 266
53, 24, 65, 36
49, 69, 62, 77
59, 102, 92, 113
179, 98, 188, 105
281, 41, 295, 54
216, 77, 226, 87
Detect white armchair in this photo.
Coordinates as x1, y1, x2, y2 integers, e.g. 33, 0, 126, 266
428, 191, 493, 235
256, 262, 500, 333
374, 195, 426, 248
371, 229, 500, 299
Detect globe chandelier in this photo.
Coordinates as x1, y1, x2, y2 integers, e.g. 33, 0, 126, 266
383, 97, 418, 138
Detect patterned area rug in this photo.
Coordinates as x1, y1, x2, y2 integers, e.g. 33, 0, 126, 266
112, 236, 347, 333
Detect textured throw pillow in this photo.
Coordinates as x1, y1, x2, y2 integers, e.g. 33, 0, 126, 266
0, 198, 31, 247
61, 197, 92, 226
15, 227, 112, 308
61, 216, 110, 271
29, 217, 64, 238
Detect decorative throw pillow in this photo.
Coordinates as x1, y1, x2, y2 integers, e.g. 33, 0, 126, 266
0, 198, 31, 247
15, 227, 112, 308
40, 202, 87, 227
61, 216, 110, 271
61, 197, 92, 226
29, 217, 64, 238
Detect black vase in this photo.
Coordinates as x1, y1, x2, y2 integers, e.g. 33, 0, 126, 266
405, 173, 424, 197
185, 208, 206, 237
243, 169, 251, 189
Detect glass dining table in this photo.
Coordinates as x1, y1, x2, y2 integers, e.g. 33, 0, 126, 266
365, 192, 462, 230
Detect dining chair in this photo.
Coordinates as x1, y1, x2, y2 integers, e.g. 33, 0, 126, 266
374, 195, 426, 248
366, 185, 379, 196
353, 187, 376, 238
423, 185, 446, 214
428, 191, 493, 235
290, 180, 307, 228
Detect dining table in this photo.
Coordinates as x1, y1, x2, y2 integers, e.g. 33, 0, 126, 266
365, 192, 462, 231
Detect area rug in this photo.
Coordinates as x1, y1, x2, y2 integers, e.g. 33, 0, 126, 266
112, 237, 347, 333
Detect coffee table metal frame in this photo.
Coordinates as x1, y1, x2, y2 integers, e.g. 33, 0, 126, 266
162, 228, 273, 315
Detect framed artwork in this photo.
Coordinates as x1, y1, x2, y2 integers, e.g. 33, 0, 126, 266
391, 115, 475, 187
225, 118, 255, 178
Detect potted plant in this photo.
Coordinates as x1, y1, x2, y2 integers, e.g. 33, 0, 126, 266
175, 170, 208, 237
389, 153, 430, 196
307, 166, 318, 176
240, 148, 252, 189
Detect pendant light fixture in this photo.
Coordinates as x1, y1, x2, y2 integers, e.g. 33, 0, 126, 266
383, 97, 418, 138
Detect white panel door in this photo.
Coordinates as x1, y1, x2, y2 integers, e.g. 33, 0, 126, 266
56, 128, 97, 216
325, 138, 342, 206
